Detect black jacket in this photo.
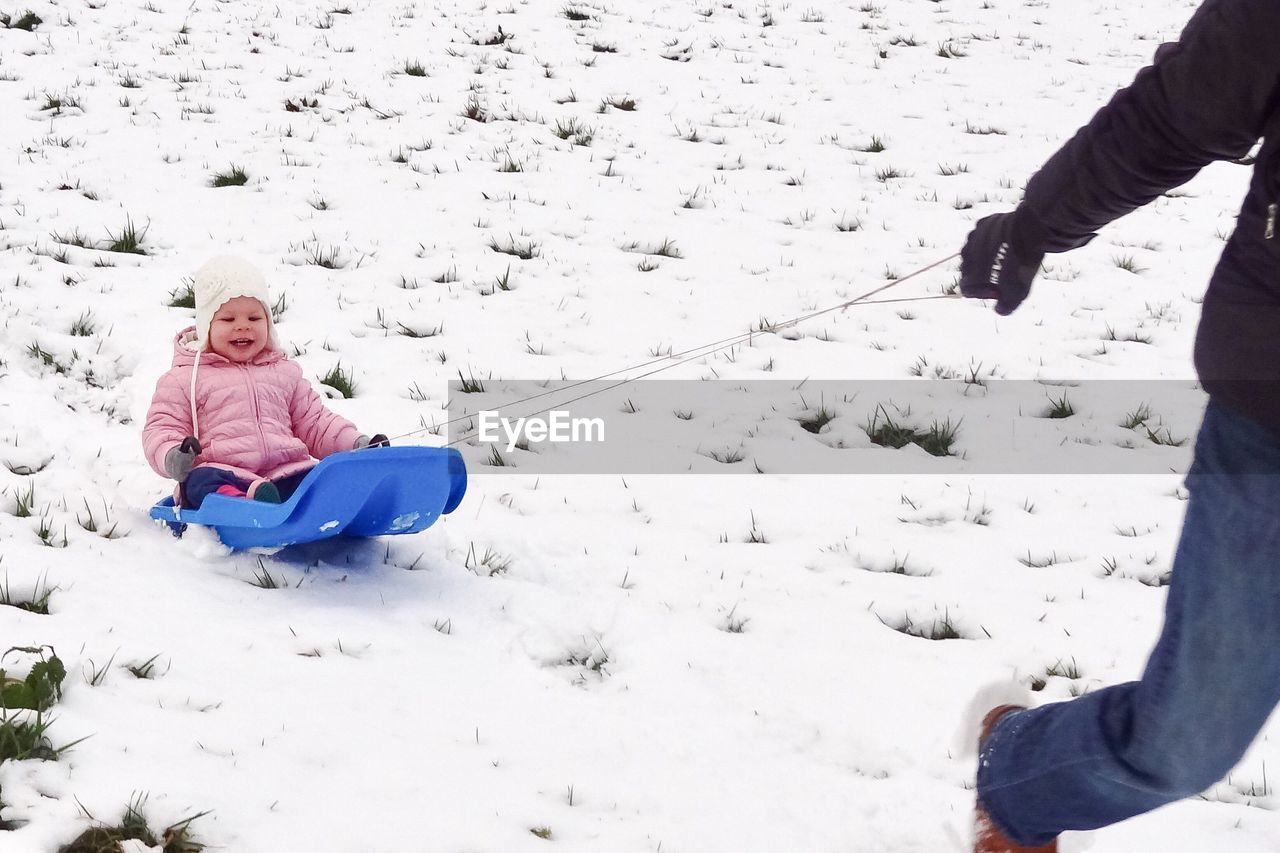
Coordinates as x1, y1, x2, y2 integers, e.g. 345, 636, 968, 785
1014, 0, 1280, 432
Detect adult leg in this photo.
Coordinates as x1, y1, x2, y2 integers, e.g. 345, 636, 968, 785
977, 400, 1280, 845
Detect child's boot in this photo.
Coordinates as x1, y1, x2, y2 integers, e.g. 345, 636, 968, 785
248, 479, 281, 503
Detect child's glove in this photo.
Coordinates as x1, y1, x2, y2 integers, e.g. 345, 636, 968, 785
165, 436, 201, 482
354, 433, 390, 449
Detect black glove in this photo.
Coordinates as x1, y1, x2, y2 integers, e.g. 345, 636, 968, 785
164, 436, 201, 482
959, 212, 1046, 316
354, 433, 390, 449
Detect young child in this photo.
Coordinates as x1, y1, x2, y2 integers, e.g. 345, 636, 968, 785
143, 256, 386, 508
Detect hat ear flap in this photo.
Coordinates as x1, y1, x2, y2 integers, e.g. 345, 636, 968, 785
258, 297, 283, 351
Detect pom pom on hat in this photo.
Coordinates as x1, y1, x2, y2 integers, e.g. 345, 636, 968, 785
192, 256, 280, 351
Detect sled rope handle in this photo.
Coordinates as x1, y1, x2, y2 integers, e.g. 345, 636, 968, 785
387, 252, 960, 446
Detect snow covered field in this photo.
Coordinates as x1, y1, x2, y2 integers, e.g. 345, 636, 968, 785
1, 0, 1277, 850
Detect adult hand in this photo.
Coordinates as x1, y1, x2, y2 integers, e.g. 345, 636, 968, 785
165, 436, 201, 481
959, 212, 1046, 316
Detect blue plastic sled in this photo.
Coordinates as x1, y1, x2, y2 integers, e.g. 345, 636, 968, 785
150, 446, 467, 550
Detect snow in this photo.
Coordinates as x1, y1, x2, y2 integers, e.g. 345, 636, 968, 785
0, 0, 1277, 851
389, 512, 419, 530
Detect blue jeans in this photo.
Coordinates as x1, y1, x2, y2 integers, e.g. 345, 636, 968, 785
978, 399, 1280, 845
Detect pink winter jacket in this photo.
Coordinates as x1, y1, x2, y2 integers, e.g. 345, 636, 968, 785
143, 327, 360, 483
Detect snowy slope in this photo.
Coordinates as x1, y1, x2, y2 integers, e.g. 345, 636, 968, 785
1, 0, 1276, 851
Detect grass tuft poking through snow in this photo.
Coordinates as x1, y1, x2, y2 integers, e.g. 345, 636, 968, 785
103, 218, 149, 255
210, 165, 249, 187
62, 793, 209, 853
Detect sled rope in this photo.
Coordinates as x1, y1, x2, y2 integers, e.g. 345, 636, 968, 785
387, 252, 960, 446
424, 255, 960, 446
445, 293, 961, 448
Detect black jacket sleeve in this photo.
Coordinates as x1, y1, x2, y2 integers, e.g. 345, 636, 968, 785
1018, 0, 1280, 252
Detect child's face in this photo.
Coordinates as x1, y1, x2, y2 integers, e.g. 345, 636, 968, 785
208, 296, 270, 362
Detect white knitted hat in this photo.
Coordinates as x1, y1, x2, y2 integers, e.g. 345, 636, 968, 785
192, 255, 281, 351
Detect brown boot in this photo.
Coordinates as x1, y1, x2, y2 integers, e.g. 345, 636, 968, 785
974, 705, 1058, 853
